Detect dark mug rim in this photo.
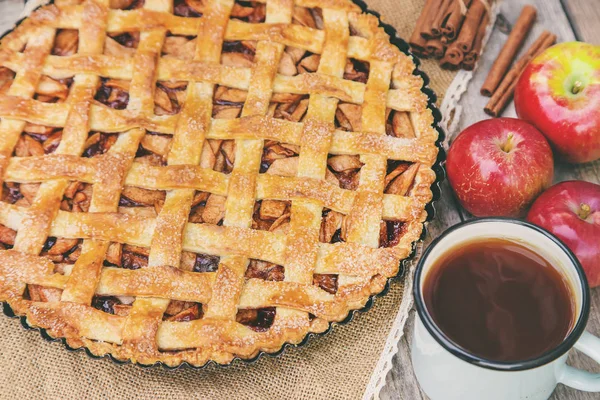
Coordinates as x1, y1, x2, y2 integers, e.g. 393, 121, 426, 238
413, 217, 591, 371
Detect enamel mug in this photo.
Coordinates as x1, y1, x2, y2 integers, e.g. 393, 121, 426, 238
411, 218, 600, 400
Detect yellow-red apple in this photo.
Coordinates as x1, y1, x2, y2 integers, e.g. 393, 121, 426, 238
515, 42, 600, 163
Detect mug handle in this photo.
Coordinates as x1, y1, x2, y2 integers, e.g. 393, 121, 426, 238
558, 331, 600, 391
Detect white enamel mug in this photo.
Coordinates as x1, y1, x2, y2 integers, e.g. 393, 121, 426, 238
411, 218, 600, 400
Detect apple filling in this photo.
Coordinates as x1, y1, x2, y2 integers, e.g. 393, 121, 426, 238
110, 31, 140, 50
231, 1, 266, 23
292, 6, 324, 29
213, 85, 245, 119
173, 0, 201, 17
0, 67, 15, 94
252, 200, 291, 233
385, 160, 419, 196
14, 128, 62, 156
344, 58, 370, 84
95, 78, 130, 110
319, 208, 344, 244
108, 0, 145, 10
163, 34, 195, 58
155, 81, 188, 115
327, 155, 364, 190
105, 244, 149, 270
379, 221, 407, 248
35, 75, 74, 104
385, 109, 416, 138
186, 192, 222, 225
136, 132, 169, 166
236, 307, 276, 331
335, 103, 363, 132
119, 186, 166, 212
189, 253, 220, 273
245, 259, 285, 281
0, 226, 13, 251
223, 40, 256, 62
313, 274, 338, 294
2, 183, 24, 206
260, 141, 299, 173
51, 29, 78, 56
90, 296, 131, 316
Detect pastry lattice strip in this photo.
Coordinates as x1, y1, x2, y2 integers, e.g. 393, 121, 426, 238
0, 0, 438, 366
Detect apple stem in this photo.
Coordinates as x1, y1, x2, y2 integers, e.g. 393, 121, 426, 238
501, 133, 515, 153
572, 81, 583, 95
578, 203, 591, 220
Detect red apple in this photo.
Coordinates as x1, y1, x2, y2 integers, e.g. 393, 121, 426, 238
527, 181, 600, 287
515, 42, 600, 163
447, 118, 554, 217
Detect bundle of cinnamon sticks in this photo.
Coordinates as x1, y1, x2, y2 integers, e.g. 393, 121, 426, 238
410, 0, 492, 70
482, 6, 557, 116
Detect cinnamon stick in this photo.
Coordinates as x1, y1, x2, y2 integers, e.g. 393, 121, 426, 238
420, 0, 444, 39
440, 43, 464, 70
484, 31, 557, 117
455, 0, 487, 54
441, 0, 473, 41
410, 0, 435, 54
481, 5, 537, 96
430, 0, 454, 38
426, 39, 446, 59
462, 12, 489, 70
412, 49, 430, 58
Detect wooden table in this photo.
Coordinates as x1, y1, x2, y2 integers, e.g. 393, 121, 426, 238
381, 1, 600, 399
0, 1, 598, 399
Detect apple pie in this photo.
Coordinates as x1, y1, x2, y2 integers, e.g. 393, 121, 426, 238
0, 0, 439, 366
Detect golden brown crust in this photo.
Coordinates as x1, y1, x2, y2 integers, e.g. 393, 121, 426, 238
0, 0, 438, 367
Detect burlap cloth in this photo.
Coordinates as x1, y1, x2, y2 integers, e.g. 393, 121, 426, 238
0, 1, 457, 399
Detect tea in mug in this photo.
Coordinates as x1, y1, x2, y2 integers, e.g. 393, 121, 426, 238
423, 239, 575, 362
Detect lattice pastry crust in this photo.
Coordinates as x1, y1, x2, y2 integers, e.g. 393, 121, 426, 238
0, 0, 438, 366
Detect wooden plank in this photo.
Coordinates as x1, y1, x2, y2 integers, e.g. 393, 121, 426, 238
0, 0, 23, 34
382, 0, 600, 399
562, 0, 600, 44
